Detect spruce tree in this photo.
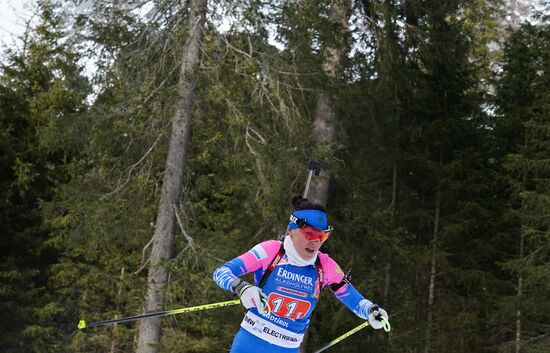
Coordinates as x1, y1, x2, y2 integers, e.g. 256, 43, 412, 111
496, 22, 550, 353
0, 2, 90, 351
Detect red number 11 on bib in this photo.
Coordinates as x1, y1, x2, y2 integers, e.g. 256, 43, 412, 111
268, 293, 311, 320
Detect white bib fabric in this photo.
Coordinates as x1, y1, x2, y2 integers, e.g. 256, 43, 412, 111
283, 235, 317, 266
240, 311, 304, 348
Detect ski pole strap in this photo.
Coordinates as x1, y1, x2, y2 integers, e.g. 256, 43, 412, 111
257, 295, 273, 316
77, 299, 240, 330
380, 316, 391, 332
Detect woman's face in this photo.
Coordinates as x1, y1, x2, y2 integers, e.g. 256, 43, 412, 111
290, 228, 324, 260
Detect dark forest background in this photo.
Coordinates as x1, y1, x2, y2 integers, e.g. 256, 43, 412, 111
1, 0, 549, 352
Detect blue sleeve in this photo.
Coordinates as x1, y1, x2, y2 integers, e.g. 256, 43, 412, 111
334, 283, 373, 320
212, 257, 247, 292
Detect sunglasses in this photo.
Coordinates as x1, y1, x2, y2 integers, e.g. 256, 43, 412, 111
290, 214, 333, 242
299, 226, 332, 242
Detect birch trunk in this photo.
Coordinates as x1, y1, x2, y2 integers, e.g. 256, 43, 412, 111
136, 1, 206, 352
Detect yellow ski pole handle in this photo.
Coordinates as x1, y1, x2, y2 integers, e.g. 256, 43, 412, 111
77, 299, 240, 330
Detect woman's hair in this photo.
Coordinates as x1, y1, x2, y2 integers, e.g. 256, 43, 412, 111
291, 195, 327, 213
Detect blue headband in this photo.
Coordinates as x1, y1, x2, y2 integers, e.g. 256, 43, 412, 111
288, 209, 328, 230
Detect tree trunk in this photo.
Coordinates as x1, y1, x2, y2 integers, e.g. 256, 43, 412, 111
515, 233, 524, 353
301, 1, 349, 353
383, 162, 398, 304
309, 0, 350, 208
425, 187, 441, 353
136, 1, 206, 352
110, 266, 126, 353
515, 157, 527, 353
309, 90, 334, 207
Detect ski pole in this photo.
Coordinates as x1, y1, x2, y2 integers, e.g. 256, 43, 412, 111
303, 160, 321, 198
312, 317, 391, 353
77, 299, 240, 330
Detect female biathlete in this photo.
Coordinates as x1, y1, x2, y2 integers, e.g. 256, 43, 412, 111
213, 196, 388, 353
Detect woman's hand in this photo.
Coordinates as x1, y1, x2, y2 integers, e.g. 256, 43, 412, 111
355, 299, 389, 330
367, 304, 389, 330
232, 279, 270, 315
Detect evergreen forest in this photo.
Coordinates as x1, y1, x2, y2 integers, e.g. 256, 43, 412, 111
0, 1, 549, 353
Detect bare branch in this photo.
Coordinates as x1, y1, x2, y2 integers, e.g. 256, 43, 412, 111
134, 234, 154, 275
172, 203, 196, 252
101, 132, 164, 199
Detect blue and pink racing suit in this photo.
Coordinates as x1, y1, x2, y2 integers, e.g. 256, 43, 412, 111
213, 239, 373, 353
